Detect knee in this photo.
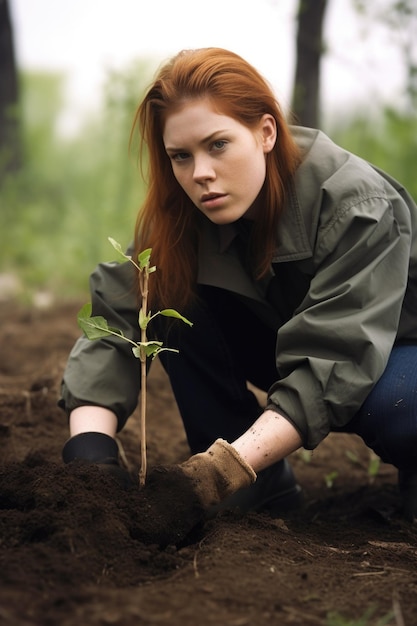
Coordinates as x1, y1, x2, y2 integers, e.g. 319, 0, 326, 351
366, 420, 417, 471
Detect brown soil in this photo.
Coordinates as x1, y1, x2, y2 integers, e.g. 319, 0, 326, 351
0, 301, 416, 626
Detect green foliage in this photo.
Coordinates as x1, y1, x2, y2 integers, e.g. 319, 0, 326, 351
77, 299, 178, 361
78, 241, 192, 361
328, 106, 417, 203
1, 60, 416, 302
77, 241, 192, 486
77, 302, 128, 342
0, 61, 154, 299
345, 449, 381, 481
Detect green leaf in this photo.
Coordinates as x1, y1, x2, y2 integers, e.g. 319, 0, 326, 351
132, 340, 164, 359
324, 471, 338, 489
138, 248, 152, 270
78, 302, 92, 320
108, 237, 131, 262
345, 450, 359, 465
160, 309, 193, 326
132, 346, 142, 359
132, 344, 179, 360
140, 340, 164, 356
368, 456, 381, 478
77, 303, 124, 341
139, 309, 151, 330
298, 449, 312, 464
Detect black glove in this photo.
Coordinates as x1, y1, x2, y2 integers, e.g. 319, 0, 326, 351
62, 432, 132, 489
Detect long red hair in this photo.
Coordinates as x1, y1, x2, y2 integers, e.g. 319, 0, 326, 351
132, 48, 300, 310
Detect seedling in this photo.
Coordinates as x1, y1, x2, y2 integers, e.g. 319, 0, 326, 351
324, 470, 338, 489
77, 238, 192, 487
367, 452, 381, 482
297, 449, 313, 464
345, 449, 381, 484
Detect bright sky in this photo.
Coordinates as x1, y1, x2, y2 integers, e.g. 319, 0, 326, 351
10, 0, 406, 133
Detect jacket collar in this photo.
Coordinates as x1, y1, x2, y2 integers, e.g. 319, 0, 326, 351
214, 181, 313, 264
271, 182, 312, 262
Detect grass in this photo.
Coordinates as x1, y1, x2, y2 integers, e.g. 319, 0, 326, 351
325, 606, 394, 625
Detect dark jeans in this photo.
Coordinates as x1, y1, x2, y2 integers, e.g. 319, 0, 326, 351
155, 286, 417, 471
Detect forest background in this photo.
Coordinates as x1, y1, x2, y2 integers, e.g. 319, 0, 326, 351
0, 0, 417, 304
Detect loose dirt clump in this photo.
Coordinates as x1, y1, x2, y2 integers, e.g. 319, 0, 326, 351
0, 301, 416, 625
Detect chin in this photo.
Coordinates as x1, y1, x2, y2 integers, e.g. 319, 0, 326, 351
205, 210, 247, 225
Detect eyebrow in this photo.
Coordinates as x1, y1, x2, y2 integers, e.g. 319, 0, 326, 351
164, 129, 231, 152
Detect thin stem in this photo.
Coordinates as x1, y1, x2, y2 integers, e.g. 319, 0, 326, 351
139, 266, 149, 487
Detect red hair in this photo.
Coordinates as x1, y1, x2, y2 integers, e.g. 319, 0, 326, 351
132, 48, 300, 310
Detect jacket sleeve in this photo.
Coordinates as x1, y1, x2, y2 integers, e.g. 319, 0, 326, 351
267, 189, 412, 449
59, 259, 141, 430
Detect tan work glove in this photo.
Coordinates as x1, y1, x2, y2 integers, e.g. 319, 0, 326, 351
136, 439, 256, 547
179, 438, 257, 508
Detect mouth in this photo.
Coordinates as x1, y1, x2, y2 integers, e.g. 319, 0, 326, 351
200, 192, 228, 210
201, 192, 225, 203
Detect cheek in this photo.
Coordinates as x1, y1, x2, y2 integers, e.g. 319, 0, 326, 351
241, 154, 266, 194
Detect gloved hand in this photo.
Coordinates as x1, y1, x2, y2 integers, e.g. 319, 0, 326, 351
179, 438, 257, 508
62, 432, 132, 489
136, 439, 256, 546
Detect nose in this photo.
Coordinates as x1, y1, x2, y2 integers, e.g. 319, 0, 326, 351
193, 155, 216, 183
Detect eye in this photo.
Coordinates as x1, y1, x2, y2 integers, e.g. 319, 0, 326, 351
211, 140, 227, 151
171, 152, 190, 162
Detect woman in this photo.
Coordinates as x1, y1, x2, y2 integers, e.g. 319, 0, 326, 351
60, 48, 417, 533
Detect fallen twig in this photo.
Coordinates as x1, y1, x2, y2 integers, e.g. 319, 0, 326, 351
393, 590, 405, 626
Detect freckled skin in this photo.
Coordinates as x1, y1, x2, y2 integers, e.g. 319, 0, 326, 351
232, 409, 302, 473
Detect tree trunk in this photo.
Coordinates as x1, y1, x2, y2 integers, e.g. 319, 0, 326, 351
0, 0, 21, 177
291, 0, 328, 128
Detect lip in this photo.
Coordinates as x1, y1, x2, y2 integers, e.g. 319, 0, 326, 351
200, 192, 227, 209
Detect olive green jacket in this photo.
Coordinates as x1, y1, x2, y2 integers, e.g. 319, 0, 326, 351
60, 126, 417, 449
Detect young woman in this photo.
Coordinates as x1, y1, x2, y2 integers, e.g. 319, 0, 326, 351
60, 48, 417, 531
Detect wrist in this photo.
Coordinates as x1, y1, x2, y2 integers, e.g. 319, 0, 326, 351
211, 439, 257, 483
69, 406, 118, 437
231, 409, 302, 472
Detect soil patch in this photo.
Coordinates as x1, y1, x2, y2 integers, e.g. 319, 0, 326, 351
0, 301, 416, 625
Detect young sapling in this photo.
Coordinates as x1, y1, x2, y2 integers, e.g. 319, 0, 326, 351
77, 238, 192, 487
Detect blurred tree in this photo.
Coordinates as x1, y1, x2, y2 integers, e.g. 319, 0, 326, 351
291, 0, 328, 128
353, 0, 417, 111
290, 0, 417, 128
0, 0, 21, 177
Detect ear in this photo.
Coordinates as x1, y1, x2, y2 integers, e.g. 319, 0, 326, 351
259, 114, 277, 153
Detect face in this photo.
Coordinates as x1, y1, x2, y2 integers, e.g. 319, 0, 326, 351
162, 98, 276, 224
